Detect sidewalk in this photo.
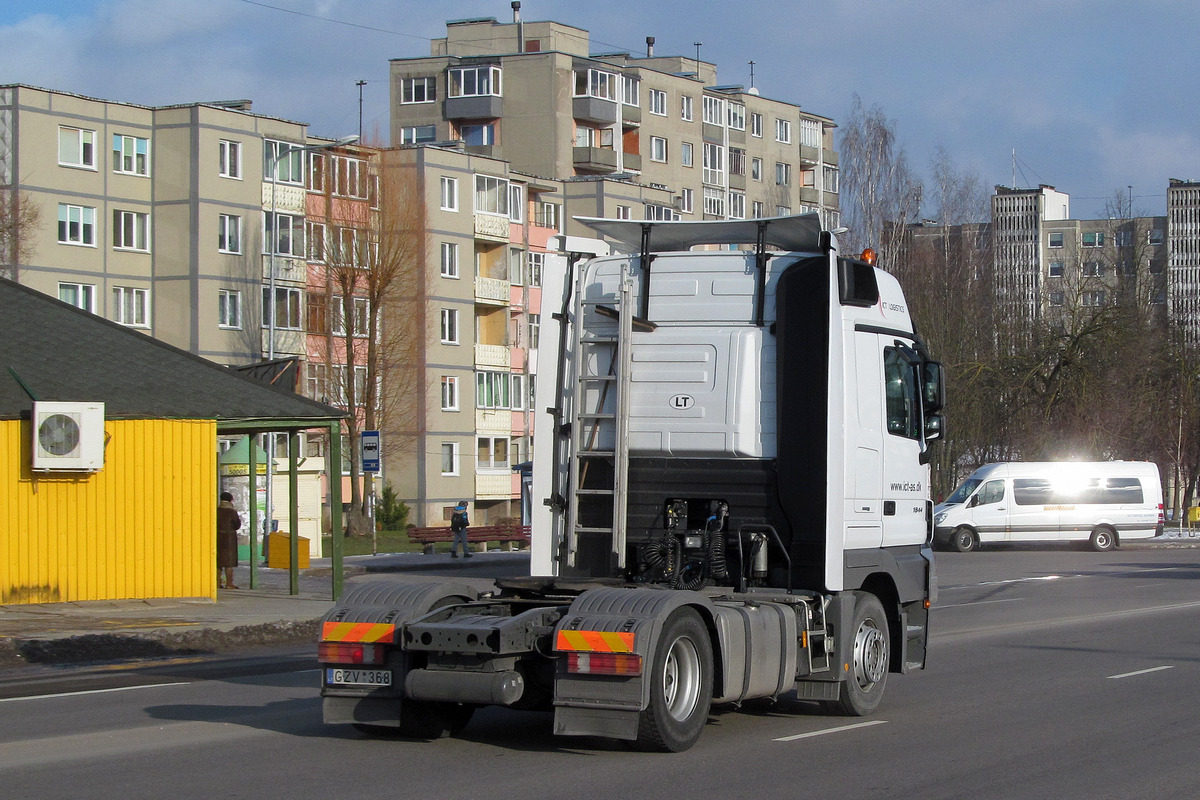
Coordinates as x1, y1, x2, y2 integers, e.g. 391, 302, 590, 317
0, 550, 530, 668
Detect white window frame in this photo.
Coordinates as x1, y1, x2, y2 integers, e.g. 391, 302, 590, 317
508, 184, 524, 222
750, 113, 763, 138
263, 286, 303, 330
800, 118, 822, 148
703, 187, 726, 217
727, 103, 746, 131
441, 376, 459, 411
679, 187, 694, 214
57, 203, 96, 246
476, 370, 512, 410
574, 68, 617, 101
681, 95, 694, 122
218, 289, 242, 329
58, 282, 95, 312
401, 125, 437, 144
751, 156, 763, 181
681, 141, 694, 168
113, 210, 150, 252
441, 308, 459, 344
476, 435, 510, 471
306, 221, 326, 262
449, 65, 502, 98
264, 139, 305, 185
219, 214, 242, 254
265, 211, 304, 257
219, 139, 242, 179
112, 133, 149, 176
441, 242, 459, 278
528, 252, 544, 287
823, 166, 839, 193
401, 76, 437, 104
440, 176, 459, 211
649, 89, 667, 116
650, 136, 668, 163
1048, 232, 1064, 248
729, 191, 746, 220
1083, 231, 1105, 248
475, 175, 510, 216
441, 442, 460, 476
617, 205, 632, 220
702, 95, 725, 125
775, 162, 792, 186
528, 314, 540, 350
776, 118, 792, 143
58, 126, 96, 169
752, 201, 765, 218
702, 142, 725, 186
112, 286, 150, 328
621, 75, 640, 107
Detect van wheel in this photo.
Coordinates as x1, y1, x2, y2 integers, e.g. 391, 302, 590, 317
1089, 527, 1116, 552
951, 527, 977, 553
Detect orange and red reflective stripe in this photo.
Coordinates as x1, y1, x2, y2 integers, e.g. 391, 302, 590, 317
555, 629, 635, 653
321, 621, 396, 644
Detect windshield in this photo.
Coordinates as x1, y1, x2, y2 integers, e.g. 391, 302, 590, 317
944, 478, 982, 505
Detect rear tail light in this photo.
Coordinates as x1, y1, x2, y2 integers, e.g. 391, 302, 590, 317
318, 642, 384, 665
1158, 503, 1165, 524
566, 652, 643, 676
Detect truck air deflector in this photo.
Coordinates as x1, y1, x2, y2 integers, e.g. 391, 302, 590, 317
575, 213, 823, 254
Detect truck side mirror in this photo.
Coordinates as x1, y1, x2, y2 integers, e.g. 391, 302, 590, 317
924, 413, 944, 442
922, 362, 946, 413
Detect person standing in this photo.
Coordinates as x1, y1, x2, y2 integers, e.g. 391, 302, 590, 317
217, 491, 242, 589
450, 501, 471, 558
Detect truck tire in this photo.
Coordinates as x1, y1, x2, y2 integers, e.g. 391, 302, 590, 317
1089, 527, 1116, 552
823, 591, 889, 717
634, 607, 713, 752
951, 527, 977, 553
397, 698, 475, 739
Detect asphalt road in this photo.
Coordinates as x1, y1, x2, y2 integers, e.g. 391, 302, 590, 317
3, 545, 1197, 799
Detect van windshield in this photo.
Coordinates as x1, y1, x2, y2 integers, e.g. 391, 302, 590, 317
944, 479, 981, 505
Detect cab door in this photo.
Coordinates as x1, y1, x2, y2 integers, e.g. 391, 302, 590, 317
968, 479, 1009, 544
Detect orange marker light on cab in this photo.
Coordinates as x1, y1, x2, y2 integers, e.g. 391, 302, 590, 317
860, 248, 877, 265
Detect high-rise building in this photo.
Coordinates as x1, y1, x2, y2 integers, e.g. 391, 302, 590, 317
388, 13, 840, 233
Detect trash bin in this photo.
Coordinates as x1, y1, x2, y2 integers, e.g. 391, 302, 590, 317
266, 532, 310, 569
1188, 507, 1200, 529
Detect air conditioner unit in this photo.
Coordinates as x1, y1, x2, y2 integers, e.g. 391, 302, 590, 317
31, 401, 106, 471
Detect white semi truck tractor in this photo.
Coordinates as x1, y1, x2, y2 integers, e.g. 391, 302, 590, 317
318, 214, 945, 752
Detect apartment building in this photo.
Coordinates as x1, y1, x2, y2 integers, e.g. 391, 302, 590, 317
388, 13, 839, 234
1168, 179, 1200, 344
0, 84, 311, 366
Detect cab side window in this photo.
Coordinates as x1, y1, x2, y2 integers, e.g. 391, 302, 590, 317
883, 347, 919, 440
978, 480, 1005, 505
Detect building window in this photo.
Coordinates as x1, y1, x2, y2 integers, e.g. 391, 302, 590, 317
776, 205, 792, 216
702, 142, 724, 185
477, 436, 510, 470
1049, 291, 1065, 306
574, 68, 617, 100
401, 125, 437, 144
112, 286, 149, 327
112, 134, 149, 176
681, 141, 693, 167
441, 442, 459, 475
441, 376, 459, 411
1120, 260, 1137, 277
750, 113, 763, 138
330, 156, 368, 199
645, 203, 676, 221
728, 103, 746, 131
219, 139, 242, 179
441, 308, 459, 344
219, 289, 242, 329
702, 95, 724, 125
1115, 230, 1133, 247
264, 140, 305, 184
528, 252, 544, 287
58, 126, 96, 169
306, 221, 326, 262
508, 184, 524, 222
528, 313, 540, 350
775, 118, 792, 143
1048, 232, 1064, 248
1148, 229, 1165, 246
536, 202, 560, 229
751, 157, 763, 182
729, 147, 746, 176
58, 282, 95, 312
475, 175, 510, 216
1083, 290, 1105, 307
441, 176, 458, 210
113, 210, 150, 251
775, 162, 792, 186
800, 118, 822, 148
1049, 261, 1064, 277
679, 188, 694, 214
476, 370, 512, 409
621, 75, 640, 106
401, 76, 437, 104
650, 136, 668, 162
823, 166, 839, 193
752, 201, 765, 218
263, 286, 303, 330
681, 95, 694, 121
703, 187, 726, 217
649, 89, 667, 116
1149, 287, 1166, 305
1082, 231, 1105, 248
441, 242, 459, 278
265, 212, 303, 256
306, 362, 328, 402
617, 205, 632, 220
460, 123, 496, 146
57, 204, 96, 246
729, 191, 746, 219
1083, 261, 1102, 277
449, 65, 502, 97
219, 214, 242, 254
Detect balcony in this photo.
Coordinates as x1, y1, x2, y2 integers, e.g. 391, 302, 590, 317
475, 276, 509, 305
474, 212, 509, 242
475, 471, 514, 500
622, 152, 642, 172
621, 104, 642, 125
475, 343, 510, 368
445, 95, 502, 120
799, 187, 822, 204
573, 146, 619, 173
799, 145, 821, 165
573, 97, 618, 125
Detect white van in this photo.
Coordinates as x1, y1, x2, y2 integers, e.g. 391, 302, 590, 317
934, 462, 1164, 552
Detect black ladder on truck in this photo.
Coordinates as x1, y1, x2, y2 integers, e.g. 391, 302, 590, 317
564, 263, 636, 572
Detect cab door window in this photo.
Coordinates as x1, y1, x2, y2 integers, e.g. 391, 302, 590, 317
977, 480, 1005, 505
884, 346, 920, 439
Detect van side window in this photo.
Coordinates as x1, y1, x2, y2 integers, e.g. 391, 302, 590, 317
978, 480, 1005, 505
1013, 478, 1052, 506
883, 347, 919, 440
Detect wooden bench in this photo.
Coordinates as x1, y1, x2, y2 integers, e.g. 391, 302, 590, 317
407, 524, 531, 554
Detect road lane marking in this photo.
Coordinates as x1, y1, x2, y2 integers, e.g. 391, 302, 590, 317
0, 682, 190, 703
938, 597, 1026, 609
774, 720, 888, 742
1108, 665, 1174, 680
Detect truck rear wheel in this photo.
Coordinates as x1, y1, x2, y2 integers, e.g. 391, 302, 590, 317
823, 591, 889, 716
634, 607, 713, 752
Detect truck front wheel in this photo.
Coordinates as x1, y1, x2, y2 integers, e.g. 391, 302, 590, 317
824, 591, 889, 717
634, 607, 713, 752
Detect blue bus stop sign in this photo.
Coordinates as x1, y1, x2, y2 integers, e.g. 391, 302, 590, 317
361, 430, 380, 472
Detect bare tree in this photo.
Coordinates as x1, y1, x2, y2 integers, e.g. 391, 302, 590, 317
0, 188, 41, 281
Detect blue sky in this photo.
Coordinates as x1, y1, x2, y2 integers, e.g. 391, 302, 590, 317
3, 0, 1197, 218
